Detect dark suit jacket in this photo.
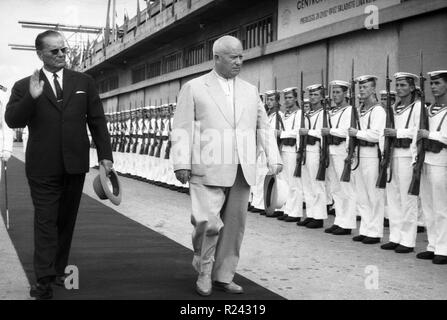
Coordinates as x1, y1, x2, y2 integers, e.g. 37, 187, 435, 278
5, 68, 113, 176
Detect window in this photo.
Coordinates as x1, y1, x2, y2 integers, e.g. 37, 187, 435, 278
185, 42, 205, 67
243, 16, 273, 50
132, 64, 146, 84
147, 60, 162, 79
163, 51, 182, 73
207, 29, 239, 61
97, 75, 119, 93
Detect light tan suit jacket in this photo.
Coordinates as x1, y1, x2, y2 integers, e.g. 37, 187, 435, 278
172, 71, 281, 187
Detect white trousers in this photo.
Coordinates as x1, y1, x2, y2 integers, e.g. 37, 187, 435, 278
251, 153, 268, 210
355, 157, 385, 238
420, 163, 447, 256
280, 151, 303, 217
302, 151, 327, 220
386, 156, 418, 247
327, 154, 357, 229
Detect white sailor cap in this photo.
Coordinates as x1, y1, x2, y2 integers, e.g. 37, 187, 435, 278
306, 84, 323, 92
379, 90, 397, 96
355, 75, 378, 84
303, 98, 310, 103
329, 80, 350, 89
428, 70, 447, 80
264, 90, 279, 96
394, 72, 418, 82
144, 106, 150, 110
282, 87, 298, 94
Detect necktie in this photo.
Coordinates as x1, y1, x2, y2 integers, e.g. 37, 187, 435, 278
53, 73, 63, 101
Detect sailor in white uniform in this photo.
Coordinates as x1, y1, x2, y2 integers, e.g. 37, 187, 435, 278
349, 75, 386, 245
416, 70, 447, 265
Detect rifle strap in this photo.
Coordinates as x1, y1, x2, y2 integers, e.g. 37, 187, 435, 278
436, 110, 447, 132
335, 107, 348, 129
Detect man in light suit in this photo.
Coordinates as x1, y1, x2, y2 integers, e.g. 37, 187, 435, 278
172, 36, 282, 296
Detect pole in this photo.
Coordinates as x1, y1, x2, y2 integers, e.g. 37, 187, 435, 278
3, 160, 9, 230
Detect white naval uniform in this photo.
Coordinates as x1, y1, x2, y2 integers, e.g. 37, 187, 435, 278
123, 119, 132, 174
22, 126, 29, 153
419, 104, 447, 256
142, 117, 150, 180
146, 117, 157, 181
0, 101, 14, 180
386, 101, 421, 247
159, 117, 170, 184
135, 118, 144, 178
251, 111, 283, 211
279, 109, 304, 218
303, 108, 327, 220
327, 105, 357, 230
355, 104, 386, 238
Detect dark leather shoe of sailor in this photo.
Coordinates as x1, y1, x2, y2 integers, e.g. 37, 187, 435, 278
266, 211, 284, 218
432, 255, 447, 265
277, 214, 288, 220
297, 218, 313, 226
284, 216, 300, 223
196, 273, 212, 297
352, 235, 366, 242
380, 242, 399, 250
362, 237, 381, 245
394, 245, 414, 254
30, 282, 53, 300
306, 219, 324, 229
416, 251, 435, 260
324, 225, 339, 234
213, 281, 244, 294
332, 227, 352, 235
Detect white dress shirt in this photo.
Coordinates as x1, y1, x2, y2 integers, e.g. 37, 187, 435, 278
214, 70, 235, 116
42, 67, 63, 98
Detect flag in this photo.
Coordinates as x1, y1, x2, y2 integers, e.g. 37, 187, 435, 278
104, 0, 111, 45
136, 0, 141, 26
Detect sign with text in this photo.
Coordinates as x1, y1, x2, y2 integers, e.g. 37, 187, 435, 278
278, 0, 401, 40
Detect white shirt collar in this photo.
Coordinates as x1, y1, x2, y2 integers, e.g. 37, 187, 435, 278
42, 67, 63, 82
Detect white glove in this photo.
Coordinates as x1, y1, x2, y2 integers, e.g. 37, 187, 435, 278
1, 151, 11, 162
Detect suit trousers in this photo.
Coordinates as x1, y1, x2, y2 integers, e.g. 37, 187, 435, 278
189, 165, 250, 283
27, 173, 86, 281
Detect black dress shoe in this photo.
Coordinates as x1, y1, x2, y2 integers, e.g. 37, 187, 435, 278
297, 218, 314, 227
277, 214, 288, 220
324, 225, 339, 234
416, 251, 435, 260
284, 216, 300, 223
353, 235, 366, 242
306, 219, 324, 229
433, 255, 447, 265
266, 211, 284, 218
380, 242, 399, 250
332, 227, 352, 235
383, 218, 389, 228
417, 226, 426, 233
362, 237, 381, 244
53, 275, 67, 287
30, 282, 53, 300
394, 245, 414, 254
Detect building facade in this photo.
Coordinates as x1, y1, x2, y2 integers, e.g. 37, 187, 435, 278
78, 0, 447, 111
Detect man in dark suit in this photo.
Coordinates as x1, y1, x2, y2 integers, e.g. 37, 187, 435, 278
5, 30, 113, 299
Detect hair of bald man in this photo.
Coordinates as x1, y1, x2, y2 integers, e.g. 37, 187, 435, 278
212, 35, 243, 56
35, 30, 63, 51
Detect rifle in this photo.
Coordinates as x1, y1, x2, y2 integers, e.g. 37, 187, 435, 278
408, 51, 428, 196
341, 59, 359, 182
376, 55, 395, 188
126, 109, 133, 153
316, 69, 330, 181
148, 108, 158, 156
273, 77, 284, 146
164, 106, 173, 159
294, 71, 307, 177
